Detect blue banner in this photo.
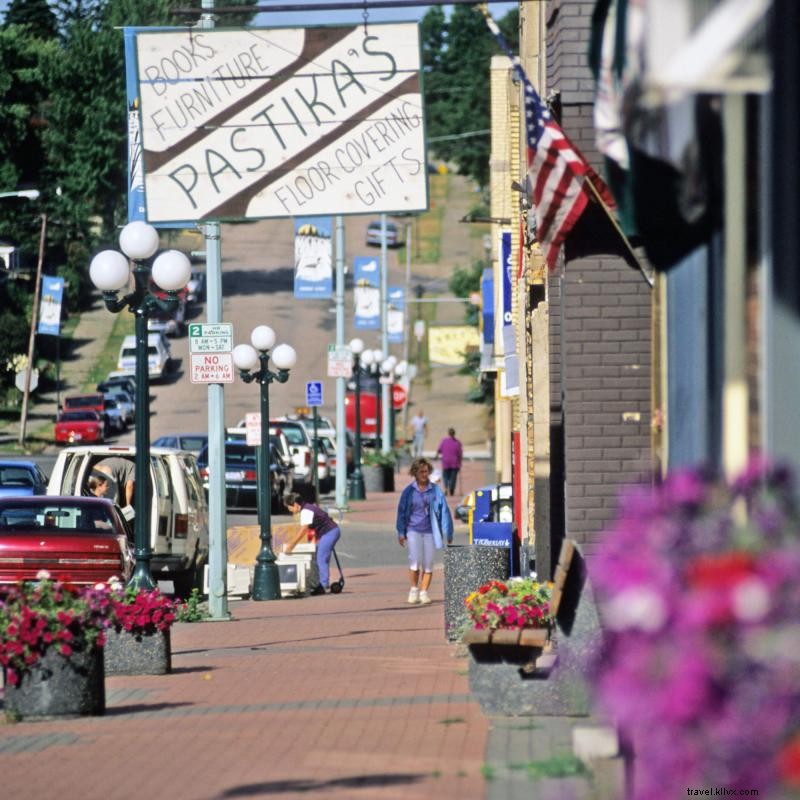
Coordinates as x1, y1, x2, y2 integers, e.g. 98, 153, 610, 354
481, 267, 494, 345
38, 276, 64, 335
500, 230, 513, 326
294, 216, 333, 299
353, 255, 380, 329
387, 286, 404, 343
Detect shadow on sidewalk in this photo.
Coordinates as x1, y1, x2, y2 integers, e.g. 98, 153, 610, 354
218, 773, 428, 798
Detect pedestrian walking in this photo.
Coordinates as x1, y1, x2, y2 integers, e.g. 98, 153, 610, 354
435, 428, 463, 497
395, 457, 453, 605
283, 492, 342, 595
410, 409, 428, 457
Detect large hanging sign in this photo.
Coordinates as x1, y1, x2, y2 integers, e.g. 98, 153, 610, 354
387, 286, 405, 343
294, 216, 333, 298
134, 24, 427, 223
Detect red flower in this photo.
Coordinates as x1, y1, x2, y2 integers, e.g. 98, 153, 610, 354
685, 551, 757, 590
778, 736, 800, 787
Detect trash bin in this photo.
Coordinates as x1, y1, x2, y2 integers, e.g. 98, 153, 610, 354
444, 544, 510, 640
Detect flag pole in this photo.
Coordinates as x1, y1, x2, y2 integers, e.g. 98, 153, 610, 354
582, 178, 654, 287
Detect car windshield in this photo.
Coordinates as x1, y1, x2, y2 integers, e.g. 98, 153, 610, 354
0, 467, 35, 487
60, 411, 96, 422
0, 501, 113, 532
274, 425, 306, 445
66, 396, 101, 408
179, 436, 207, 451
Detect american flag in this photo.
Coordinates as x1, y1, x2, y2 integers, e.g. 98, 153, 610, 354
482, 8, 616, 269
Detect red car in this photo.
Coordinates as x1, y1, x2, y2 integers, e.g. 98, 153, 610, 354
55, 410, 105, 444
0, 496, 133, 586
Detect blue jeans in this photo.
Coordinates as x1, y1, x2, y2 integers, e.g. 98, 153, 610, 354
413, 432, 425, 456
316, 526, 341, 588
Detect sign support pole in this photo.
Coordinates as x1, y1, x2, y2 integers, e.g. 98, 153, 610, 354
200, 0, 229, 621
380, 213, 391, 454
334, 215, 348, 510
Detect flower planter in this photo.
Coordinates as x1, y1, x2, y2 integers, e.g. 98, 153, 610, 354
3, 643, 105, 722
443, 545, 510, 640
362, 464, 394, 493
104, 628, 171, 676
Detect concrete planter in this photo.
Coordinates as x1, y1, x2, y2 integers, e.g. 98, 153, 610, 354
362, 464, 394, 493
443, 544, 510, 640
104, 628, 171, 676
4, 643, 105, 721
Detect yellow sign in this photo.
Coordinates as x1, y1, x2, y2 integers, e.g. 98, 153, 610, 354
428, 325, 480, 365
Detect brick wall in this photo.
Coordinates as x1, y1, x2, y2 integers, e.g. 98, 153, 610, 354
545, 0, 653, 558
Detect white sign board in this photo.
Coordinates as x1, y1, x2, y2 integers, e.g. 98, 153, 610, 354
135, 24, 427, 222
189, 322, 233, 353
327, 344, 353, 378
190, 352, 234, 384
245, 411, 261, 446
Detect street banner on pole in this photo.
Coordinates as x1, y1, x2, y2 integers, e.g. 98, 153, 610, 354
38, 276, 64, 335
387, 286, 404, 343
294, 217, 333, 298
354, 256, 380, 329
133, 24, 427, 223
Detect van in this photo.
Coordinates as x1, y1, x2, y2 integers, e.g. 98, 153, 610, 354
46, 445, 209, 596
116, 334, 171, 381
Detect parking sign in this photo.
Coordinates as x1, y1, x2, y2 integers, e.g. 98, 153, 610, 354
306, 381, 323, 407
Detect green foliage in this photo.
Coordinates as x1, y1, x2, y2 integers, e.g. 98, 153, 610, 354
4, 0, 58, 39
175, 589, 209, 623
362, 449, 397, 468
422, 6, 519, 188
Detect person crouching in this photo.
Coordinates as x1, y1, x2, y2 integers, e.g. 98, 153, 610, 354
283, 493, 341, 595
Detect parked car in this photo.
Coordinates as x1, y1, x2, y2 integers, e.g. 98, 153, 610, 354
63, 393, 106, 427
153, 434, 208, 455
366, 219, 402, 247
147, 301, 186, 338
0, 496, 133, 586
54, 410, 105, 444
103, 397, 127, 434
186, 268, 206, 304
117, 333, 171, 381
0, 460, 48, 498
268, 419, 316, 489
197, 440, 292, 513
46, 445, 209, 597
97, 375, 137, 403
103, 389, 134, 425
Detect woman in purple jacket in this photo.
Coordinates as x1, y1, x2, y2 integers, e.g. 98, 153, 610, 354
284, 493, 341, 595
435, 428, 463, 497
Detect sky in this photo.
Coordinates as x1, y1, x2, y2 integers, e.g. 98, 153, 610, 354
0, 1, 518, 27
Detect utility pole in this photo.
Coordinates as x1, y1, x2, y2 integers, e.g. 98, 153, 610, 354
18, 214, 47, 447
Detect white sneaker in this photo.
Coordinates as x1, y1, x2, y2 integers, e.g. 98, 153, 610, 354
419, 590, 431, 605
407, 587, 420, 604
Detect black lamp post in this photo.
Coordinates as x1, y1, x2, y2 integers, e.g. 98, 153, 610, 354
89, 221, 191, 590
232, 326, 296, 601
347, 337, 366, 501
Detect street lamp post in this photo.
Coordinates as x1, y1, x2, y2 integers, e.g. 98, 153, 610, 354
89, 221, 191, 590
362, 348, 380, 450
232, 326, 296, 602
347, 337, 366, 501
380, 355, 398, 449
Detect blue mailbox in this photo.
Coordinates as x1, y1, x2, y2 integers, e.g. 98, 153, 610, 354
469, 483, 517, 575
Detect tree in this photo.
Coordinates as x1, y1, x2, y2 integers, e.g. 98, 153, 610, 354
3, 0, 58, 40
421, 6, 519, 188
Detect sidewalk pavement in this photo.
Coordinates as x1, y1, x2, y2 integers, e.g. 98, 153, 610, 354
0, 460, 618, 800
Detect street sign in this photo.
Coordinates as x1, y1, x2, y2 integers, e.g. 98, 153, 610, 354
392, 384, 407, 410
189, 323, 233, 353
306, 381, 323, 407
190, 352, 234, 384
245, 412, 261, 446
327, 345, 353, 378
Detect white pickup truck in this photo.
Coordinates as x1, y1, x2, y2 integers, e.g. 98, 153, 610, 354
47, 445, 209, 597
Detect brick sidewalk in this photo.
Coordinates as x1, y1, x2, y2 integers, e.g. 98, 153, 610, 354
1, 457, 621, 800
